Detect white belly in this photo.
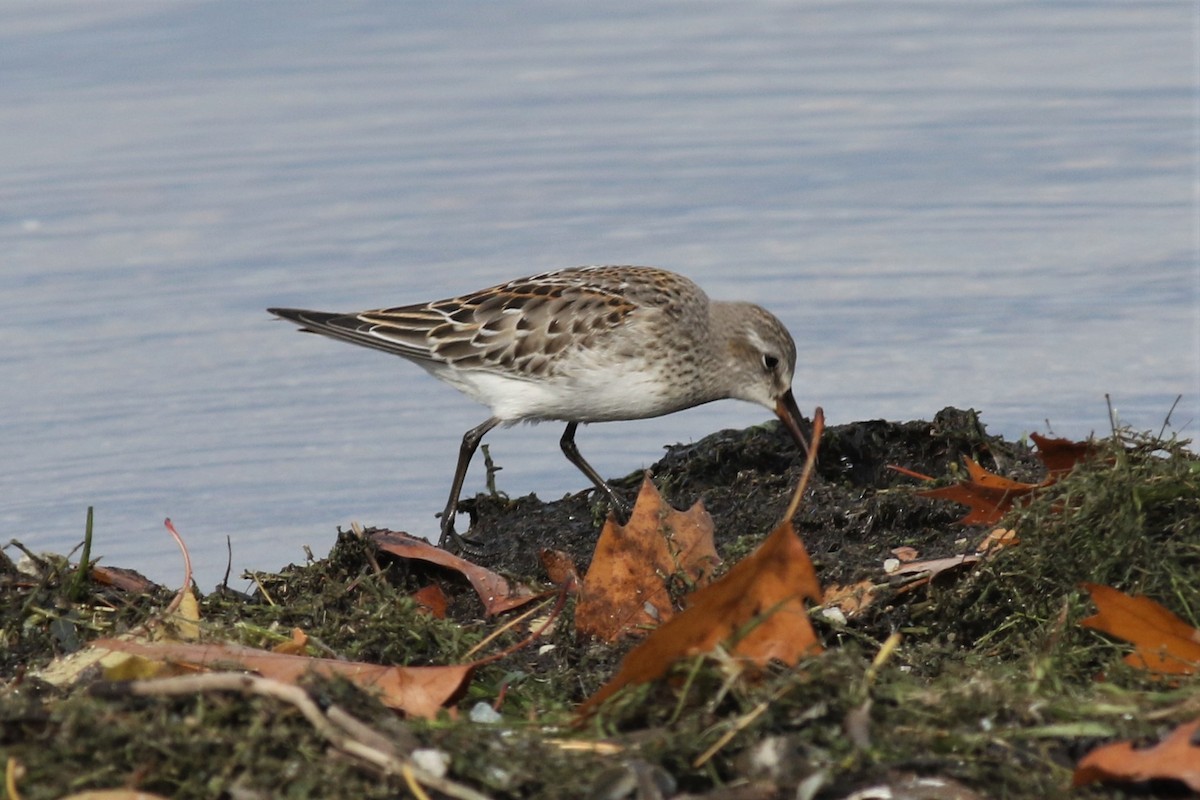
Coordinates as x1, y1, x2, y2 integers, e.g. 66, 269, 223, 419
428, 362, 699, 423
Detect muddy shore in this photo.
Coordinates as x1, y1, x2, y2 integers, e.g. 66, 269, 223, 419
3, 408, 1197, 799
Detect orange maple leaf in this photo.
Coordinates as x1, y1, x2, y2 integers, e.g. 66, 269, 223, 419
909, 433, 1096, 525
917, 457, 1038, 525
1029, 432, 1097, 475
579, 410, 826, 715
1080, 583, 1200, 675
579, 510, 823, 714
576, 475, 719, 642
1073, 718, 1200, 791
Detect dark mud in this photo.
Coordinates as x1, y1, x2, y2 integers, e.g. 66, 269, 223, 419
462, 407, 1017, 583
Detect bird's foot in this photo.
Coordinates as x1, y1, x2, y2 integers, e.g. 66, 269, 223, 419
597, 490, 632, 526
437, 517, 487, 557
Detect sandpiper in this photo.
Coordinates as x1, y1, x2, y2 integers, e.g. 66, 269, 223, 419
269, 265, 807, 548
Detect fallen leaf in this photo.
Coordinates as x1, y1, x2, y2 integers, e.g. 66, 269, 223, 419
890, 553, 981, 581
908, 434, 1097, 525
821, 580, 880, 617
57, 646, 186, 684
918, 457, 1038, 525
976, 527, 1019, 553
271, 628, 309, 655
89, 565, 157, 593
831, 526, 1020, 614
576, 475, 719, 641
93, 638, 471, 719
412, 584, 449, 618
580, 499, 823, 714
540, 548, 580, 589
367, 529, 538, 615
1030, 432, 1097, 475
578, 407, 828, 716
1073, 718, 1200, 791
1080, 584, 1200, 675
165, 587, 201, 641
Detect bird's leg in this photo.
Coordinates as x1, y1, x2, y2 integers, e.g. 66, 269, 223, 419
559, 422, 629, 520
438, 416, 501, 549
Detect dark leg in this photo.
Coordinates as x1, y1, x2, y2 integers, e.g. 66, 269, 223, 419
559, 422, 629, 517
439, 416, 501, 548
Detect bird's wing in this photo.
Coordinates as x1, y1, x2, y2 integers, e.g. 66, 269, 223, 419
267, 306, 443, 363
373, 268, 648, 376
270, 267, 687, 377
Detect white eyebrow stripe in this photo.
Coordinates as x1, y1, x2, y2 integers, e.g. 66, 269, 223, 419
743, 326, 767, 350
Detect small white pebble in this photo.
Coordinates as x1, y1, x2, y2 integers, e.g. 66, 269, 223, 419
819, 606, 846, 625
469, 701, 502, 724
883, 558, 901, 574
16, 555, 41, 577
411, 748, 449, 778
746, 737, 786, 774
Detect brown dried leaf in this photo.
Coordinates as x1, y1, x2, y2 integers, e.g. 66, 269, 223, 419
913, 434, 1096, 525
94, 638, 471, 719
412, 584, 449, 618
271, 628, 309, 655
1080, 583, 1200, 675
576, 475, 719, 642
89, 565, 157, 593
1073, 719, 1200, 791
918, 457, 1038, 525
580, 513, 822, 714
539, 548, 580, 589
822, 580, 880, 617
368, 529, 538, 615
976, 527, 1019, 553
1030, 432, 1097, 475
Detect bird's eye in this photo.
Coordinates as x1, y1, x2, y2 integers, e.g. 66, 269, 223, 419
762, 353, 779, 372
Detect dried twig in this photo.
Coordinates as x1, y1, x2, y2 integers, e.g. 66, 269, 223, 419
162, 518, 193, 616
783, 407, 824, 522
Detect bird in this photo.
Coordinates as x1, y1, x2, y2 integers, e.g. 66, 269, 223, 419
268, 265, 808, 549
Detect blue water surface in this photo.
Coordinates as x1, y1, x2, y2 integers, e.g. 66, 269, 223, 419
2, 2, 1195, 587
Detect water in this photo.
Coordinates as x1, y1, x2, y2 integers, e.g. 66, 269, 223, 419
3, 2, 1196, 589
